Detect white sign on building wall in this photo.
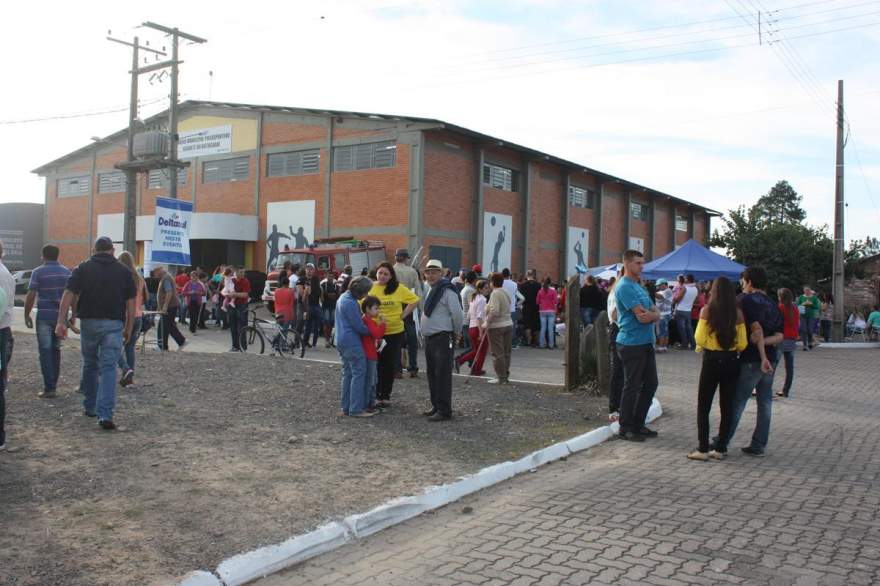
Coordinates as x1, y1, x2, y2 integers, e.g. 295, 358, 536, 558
567, 227, 589, 278
178, 125, 232, 159
482, 212, 512, 274
629, 237, 645, 254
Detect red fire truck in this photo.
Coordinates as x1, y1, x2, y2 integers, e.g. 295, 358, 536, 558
261, 238, 387, 312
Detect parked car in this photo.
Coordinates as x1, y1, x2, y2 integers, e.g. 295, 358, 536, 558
13, 269, 34, 295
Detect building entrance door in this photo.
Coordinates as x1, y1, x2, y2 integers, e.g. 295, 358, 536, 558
189, 240, 245, 270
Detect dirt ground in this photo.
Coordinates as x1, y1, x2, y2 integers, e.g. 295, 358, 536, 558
0, 335, 606, 585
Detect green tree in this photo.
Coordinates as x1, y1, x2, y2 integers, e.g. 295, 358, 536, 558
845, 236, 880, 279
751, 180, 807, 226
710, 180, 832, 291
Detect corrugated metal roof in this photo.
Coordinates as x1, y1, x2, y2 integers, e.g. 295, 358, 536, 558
31, 99, 720, 214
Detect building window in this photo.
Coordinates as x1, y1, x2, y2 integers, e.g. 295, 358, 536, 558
202, 156, 249, 184
482, 163, 519, 192
630, 201, 647, 221
568, 185, 594, 209
148, 168, 187, 189
675, 214, 689, 232
98, 171, 126, 194
267, 149, 320, 177
333, 141, 397, 172
57, 175, 91, 198
628, 237, 645, 253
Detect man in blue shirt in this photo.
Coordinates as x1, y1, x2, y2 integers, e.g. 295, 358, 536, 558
614, 249, 661, 442
720, 266, 783, 457
24, 245, 72, 398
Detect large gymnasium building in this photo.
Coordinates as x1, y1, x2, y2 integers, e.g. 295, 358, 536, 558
33, 100, 717, 279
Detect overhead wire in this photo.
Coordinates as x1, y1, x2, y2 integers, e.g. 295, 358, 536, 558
0, 96, 167, 125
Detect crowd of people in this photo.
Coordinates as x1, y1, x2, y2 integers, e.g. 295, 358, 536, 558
1, 235, 877, 451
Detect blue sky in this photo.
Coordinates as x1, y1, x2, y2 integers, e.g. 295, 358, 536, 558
2, 0, 877, 246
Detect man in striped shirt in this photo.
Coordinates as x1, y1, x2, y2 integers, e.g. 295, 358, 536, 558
24, 245, 71, 398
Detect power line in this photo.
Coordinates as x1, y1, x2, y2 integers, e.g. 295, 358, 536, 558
0, 96, 166, 125
444, 0, 880, 71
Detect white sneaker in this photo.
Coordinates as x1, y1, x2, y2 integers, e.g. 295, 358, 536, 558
608, 411, 620, 422
488, 378, 501, 384
0, 442, 6, 451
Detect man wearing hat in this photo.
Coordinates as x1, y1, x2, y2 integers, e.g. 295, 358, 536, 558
654, 278, 674, 353
393, 248, 421, 378
55, 237, 136, 430
420, 259, 464, 421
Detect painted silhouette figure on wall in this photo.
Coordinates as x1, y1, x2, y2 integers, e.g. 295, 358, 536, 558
490, 221, 506, 273
290, 226, 310, 248
266, 223, 291, 271
573, 235, 586, 271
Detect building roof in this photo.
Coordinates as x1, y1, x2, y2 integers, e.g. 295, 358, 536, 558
32, 99, 720, 215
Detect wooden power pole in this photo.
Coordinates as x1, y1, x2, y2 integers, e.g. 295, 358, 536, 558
832, 80, 845, 342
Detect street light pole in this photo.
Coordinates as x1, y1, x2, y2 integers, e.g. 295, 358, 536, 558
831, 80, 846, 342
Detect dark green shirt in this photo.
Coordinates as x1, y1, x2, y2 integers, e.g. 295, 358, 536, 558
798, 294, 820, 319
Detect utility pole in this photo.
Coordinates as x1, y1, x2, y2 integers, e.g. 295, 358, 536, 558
142, 22, 207, 199
107, 35, 166, 254
832, 79, 845, 342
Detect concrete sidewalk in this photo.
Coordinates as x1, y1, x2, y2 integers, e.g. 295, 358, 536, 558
258, 347, 880, 586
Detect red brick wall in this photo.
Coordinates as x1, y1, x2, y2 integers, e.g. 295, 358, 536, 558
262, 121, 326, 145
423, 132, 476, 265
193, 156, 255, 215
46, 179, 89, 242
653, 198, 673, 258
530, 162, 564, 281
330, 144, 410, 229
57, 242, 91, 268
673, 206, 690, 247
601, 184, 627, 264
483, 145, 524, 275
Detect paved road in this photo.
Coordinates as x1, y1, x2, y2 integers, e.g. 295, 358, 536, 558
259, 348, 880, 585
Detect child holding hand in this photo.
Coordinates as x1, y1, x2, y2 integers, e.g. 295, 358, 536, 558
361, 296, 386, 412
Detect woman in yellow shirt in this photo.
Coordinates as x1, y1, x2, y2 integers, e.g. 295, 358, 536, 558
369, 262, 420, 407
688, 276, 748, 462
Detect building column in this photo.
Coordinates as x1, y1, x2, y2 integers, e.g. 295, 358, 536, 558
522, 157, 531, 275
670, 203, 677, 251
473, 146, 485, 268
624, 191, 632, 252
561, 172, 570, 281
323, 116, 335, 239
594, 181, 604, 266
87, 150, 96, 242
648, 192, 655, 260
689, 206, 696, 240
407, 131, 425, 254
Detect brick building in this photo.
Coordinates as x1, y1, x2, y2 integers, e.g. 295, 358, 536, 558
33, 100, 718, 279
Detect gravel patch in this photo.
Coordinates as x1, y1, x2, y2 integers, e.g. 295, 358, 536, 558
0, 334, 606, 585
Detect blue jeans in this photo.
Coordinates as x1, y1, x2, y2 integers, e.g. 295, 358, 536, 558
656, 315, 670, 340
339, 344, 367, 415
773, 350, 795, 396
365, 359, 378, 407
36, 320, 62, 392
0, 327, 11, 446
117, 316, 142, 373
674, 310, 695, 348
79, 319, 124, 421
580, 307, 599, 328
396, 316, 419, 373
539, 311, 556, 348
322, 307, 336, 326
800, 316, 816, 348
724, 360, 775, 452
307, 303, 323, 346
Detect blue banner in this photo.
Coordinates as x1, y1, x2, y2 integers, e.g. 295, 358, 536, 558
151, 197, 193, 266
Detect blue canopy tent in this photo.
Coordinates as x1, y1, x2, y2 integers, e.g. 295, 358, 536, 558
642, 239, 745, 281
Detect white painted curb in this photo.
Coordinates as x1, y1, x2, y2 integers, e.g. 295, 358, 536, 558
174, 398, 663, 585
215, 522, 350, 586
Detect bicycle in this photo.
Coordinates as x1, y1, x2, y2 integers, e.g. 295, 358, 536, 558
239, 304, 306, 357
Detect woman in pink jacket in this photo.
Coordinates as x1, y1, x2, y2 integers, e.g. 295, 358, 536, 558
536, 277, 559, 349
